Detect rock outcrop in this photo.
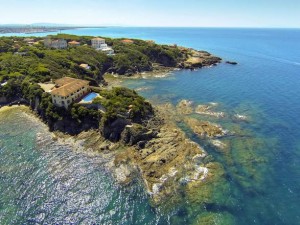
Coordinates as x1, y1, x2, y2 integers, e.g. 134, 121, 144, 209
121, 123, 157, 146
226, 61, 238, 65
176, 99, 194, 115
180, 49, 222, 69
195, 104, 225, 118
184, 117, 227, 138
100, 117, 131, 142
124, 121, 210, 204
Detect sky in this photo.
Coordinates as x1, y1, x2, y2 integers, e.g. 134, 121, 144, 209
0, 0, 300, 28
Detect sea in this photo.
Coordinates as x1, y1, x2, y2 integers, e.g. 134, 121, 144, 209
1, 27, 300, 225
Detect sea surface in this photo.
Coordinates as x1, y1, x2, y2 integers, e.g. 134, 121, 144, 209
1, 28, 300, 225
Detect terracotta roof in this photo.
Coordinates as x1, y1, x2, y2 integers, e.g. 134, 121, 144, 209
51, 39, 66, 43
24, 38, 35, 42
121, 39, 134, 44
51, 77, 89, 97
92, 37, 105, 41
54, 77, 77, 87
68, 41, 80, 45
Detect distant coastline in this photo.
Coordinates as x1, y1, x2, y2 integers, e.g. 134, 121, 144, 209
0, 26, 106, 34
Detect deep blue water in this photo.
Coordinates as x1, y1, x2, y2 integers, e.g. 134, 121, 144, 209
1, 27, 300, 224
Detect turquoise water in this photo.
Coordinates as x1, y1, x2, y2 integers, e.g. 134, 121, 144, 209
0, 109, 168, 224
81, 92, 98, 102
1, 28, 300, 224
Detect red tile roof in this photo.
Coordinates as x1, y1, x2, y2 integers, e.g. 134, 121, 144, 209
121, 39, 134, 44
51, 77, 89, 97
68, 41, 80, 45
92, 37, 105, 41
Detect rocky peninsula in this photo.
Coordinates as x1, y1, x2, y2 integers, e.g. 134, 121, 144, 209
48, 102, 229, 206
0, 34, 234, 208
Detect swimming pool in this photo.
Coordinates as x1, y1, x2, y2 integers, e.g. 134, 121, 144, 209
81, 92, 99, 102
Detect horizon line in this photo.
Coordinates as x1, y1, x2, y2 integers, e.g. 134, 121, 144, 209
0, 23, 299, 29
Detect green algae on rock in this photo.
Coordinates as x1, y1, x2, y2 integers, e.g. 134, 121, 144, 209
192, 212, 236, 225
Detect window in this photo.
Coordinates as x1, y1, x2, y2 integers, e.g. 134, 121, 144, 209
62, 101, 65, 105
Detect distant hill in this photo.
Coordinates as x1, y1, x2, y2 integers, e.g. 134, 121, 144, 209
0, 23, 107, 28
30, 23, 75, 27
0, 23, 76, 27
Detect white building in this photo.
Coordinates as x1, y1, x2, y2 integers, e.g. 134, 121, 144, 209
50, 77, 90, 109
44, 37, 67, 49
91, 37, 106, 49
79, 64, 91, 70
91, 37, 114, 55
102, 48, 114, 55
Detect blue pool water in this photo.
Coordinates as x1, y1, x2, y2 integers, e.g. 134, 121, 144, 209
1, 28, 300, 224
81, 92, 98, 102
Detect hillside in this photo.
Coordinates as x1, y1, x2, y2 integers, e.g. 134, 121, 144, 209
0, 34, 221, 85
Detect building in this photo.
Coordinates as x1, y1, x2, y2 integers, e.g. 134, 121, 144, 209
68, 40, 80, 47
121, 39, 134, 44
79, 64, 91, 70
23, 38, 36, 45
44, 37, 67, 49
50, 77, 90, 108
96, 43, 114, 55
91, 37, 114, 55
101, 47, 115, 55
91, 37, 106, 49
24, 38, 35, 43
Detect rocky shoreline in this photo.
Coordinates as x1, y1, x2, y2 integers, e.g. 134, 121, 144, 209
0, 85, 250, 210
42, 98, 238, 206
1, 91, 263, 225
50, 105, 216, 205
103, 47, 222, 81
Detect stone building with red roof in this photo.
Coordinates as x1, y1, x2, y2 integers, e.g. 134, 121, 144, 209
50, 77, 90, 108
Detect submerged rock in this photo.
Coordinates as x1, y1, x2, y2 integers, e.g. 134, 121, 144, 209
184, 117, 227, 138
233, 113, 248, 121
114, 164, 133, 184
226, 61, 238, 65
192, 211, 236, 225
195, 104, 225, 118
176, 99, 194, 115
210, 139, 227, 149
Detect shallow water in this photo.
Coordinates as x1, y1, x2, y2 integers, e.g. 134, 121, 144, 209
1, 28, 300, 224
0, 109, 173, 224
